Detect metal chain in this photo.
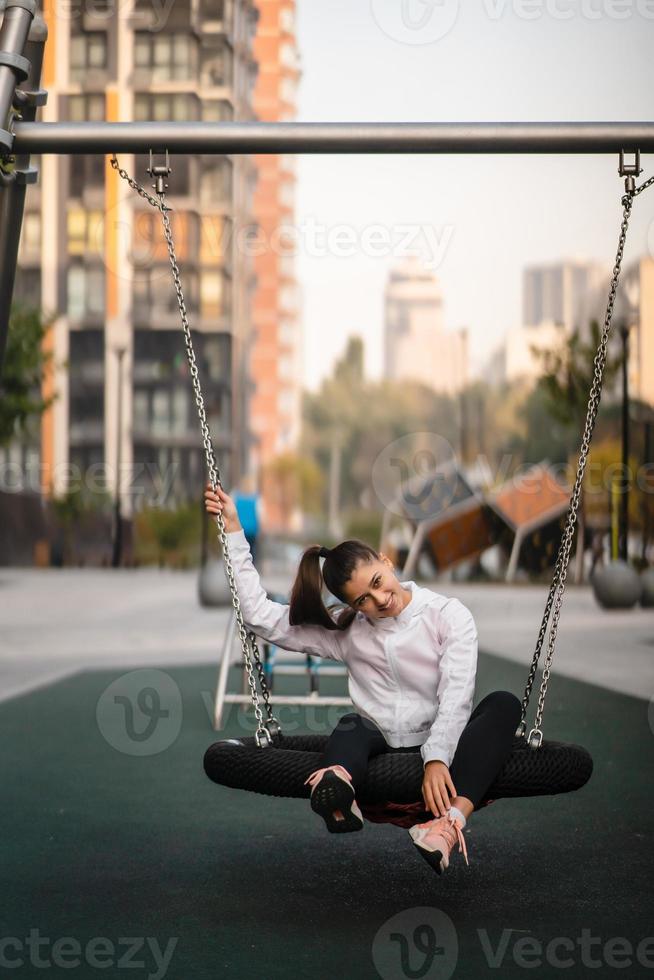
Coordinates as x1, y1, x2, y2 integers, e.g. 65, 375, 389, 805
110, 154, 281, 748
518, 169, 654, 747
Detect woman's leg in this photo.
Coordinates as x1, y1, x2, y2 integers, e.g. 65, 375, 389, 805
447, 690, 522, 818
318, 712, 389, 793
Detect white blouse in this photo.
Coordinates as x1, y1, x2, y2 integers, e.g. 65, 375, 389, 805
223, 528, 478, 769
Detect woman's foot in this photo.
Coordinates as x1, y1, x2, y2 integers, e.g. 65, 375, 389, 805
304, 765, 364, 833
408, 811, 469, 874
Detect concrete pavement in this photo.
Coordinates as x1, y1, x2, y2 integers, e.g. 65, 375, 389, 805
0, 565, 652, 705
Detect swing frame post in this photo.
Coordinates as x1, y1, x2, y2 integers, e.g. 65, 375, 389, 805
0, 0, 45, 373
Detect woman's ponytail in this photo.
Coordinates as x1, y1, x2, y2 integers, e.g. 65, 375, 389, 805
288, 538, 379, 631
289, 545, 340, 629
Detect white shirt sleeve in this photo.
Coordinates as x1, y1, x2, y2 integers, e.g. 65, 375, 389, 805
222, 527, 344, 662
420, 597, 478, 769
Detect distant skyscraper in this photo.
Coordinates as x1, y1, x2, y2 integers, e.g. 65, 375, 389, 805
383, 255, 467, 396
523, 259, 609, 335
622, 257, 654, 409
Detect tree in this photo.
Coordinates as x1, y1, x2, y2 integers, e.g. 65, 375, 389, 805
0, 304, 56, 448
529, 319, 623, 580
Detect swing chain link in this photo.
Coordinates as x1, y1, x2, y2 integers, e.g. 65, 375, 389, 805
110, 153, 282, 748
518, 168, 654, 748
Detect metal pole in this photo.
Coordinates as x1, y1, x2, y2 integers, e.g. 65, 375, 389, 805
642, 420, 652, 566
620, 323, 630, 563
0, 0, 43, 375
111, 347, 126, 568
0, 0, 35, 152
12, 120, 654, 156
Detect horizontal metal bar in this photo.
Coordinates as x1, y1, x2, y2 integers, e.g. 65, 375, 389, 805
11, 120, 654, 155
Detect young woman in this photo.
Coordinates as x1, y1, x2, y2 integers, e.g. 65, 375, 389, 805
205, 482, 521, 875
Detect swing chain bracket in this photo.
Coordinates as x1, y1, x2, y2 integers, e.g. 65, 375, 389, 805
619, 148, 642, 196
147, 148, 172, 197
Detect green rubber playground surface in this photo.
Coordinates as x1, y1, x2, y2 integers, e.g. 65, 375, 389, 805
1, 651, 652, 979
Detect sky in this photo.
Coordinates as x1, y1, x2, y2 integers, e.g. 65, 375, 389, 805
293, 0, 654, 390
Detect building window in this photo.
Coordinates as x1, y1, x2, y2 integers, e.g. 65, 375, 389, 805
279, 354, 294, 381
20, 212, 41, 251
200, 38, 233, 88
68, 264, 105, 319
199, 157, 232, 207
70, 32, 107, 82
133, 265, 198, 320
134, 93, 199, 123
278, 389, 295, 414
171, 388, 188, 435
200, 0, 232, 23
279, 6, 295, 33
70, 155, 105, 195
68, 209, 104, 257
203, 335, 231, 382
200, 215, 231, 265
199, 270, 225, 319
68, 94, 105, 121
134, 32, 197, 82
280, 42, 297, 70
202, 99, 233, 122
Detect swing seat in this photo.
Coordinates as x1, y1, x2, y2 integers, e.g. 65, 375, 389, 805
203, 733, 593, 829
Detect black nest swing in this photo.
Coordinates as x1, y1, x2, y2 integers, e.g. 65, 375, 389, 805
112, 153, 653, 827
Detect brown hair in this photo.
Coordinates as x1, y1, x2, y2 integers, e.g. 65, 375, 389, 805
288, 539, 380, 631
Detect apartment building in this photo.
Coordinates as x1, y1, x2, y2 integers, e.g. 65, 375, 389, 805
250, 0, 302, 530
9, 0, 260, 514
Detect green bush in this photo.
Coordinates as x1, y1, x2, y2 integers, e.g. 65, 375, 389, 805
134, 501, 203, 567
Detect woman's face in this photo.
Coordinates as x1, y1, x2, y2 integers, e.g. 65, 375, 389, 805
342, 558, 408, 619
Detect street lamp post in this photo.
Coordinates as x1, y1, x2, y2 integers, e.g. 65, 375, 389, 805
619, 321, 633, 564
111, 346, 126, 568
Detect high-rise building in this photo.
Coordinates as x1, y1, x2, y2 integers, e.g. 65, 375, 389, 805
383, 255, 467, 396
250, 0, 302, 529
522, 259, 609, 335
9, 0, 260, 514
622, 257, 654, 409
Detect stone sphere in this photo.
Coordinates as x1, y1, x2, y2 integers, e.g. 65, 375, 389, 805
591, 560, 642, 609
198, 559, 232, 607
639, 567, 654, 608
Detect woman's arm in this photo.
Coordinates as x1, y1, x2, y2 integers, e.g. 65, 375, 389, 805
205, 482, 344, 660
420, 597, 478, 769
222, 528, 344, 661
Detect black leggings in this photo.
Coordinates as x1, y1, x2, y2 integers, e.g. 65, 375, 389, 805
319, 690, 522, 810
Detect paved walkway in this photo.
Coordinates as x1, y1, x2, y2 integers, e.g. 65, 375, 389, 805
1, 566, 652, 704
